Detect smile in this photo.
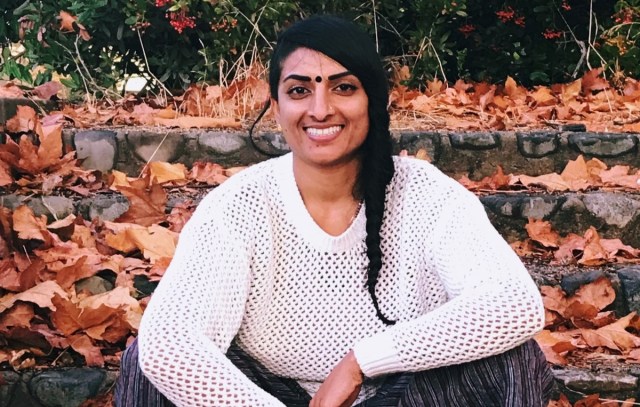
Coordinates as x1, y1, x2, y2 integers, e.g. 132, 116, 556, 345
304, 125, 343, 140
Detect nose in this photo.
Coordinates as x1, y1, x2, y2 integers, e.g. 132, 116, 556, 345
308, 89, 334, 121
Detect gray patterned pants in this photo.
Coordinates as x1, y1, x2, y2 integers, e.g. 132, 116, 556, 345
114, 339, 553, 406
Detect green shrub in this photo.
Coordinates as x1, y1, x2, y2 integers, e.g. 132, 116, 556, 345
0, 0, 636, 98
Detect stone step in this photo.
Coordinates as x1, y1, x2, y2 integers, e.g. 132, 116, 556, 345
59, 128, 640, 178
551, 365, 640, 403
526, 261, 639, 315
2, 188, 638, 247
0, 368, 116, 407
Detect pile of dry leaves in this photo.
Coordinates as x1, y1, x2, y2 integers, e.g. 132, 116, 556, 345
459, 155, 640, 193
0, 108, 241, 370
2, 66, 640, 133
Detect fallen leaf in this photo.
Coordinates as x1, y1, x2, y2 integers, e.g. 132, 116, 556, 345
579, 227, 609, 266
0, 280, 68, 312
6, 105, 38, 133
0, 82, 25, 98
574, 394, 602, 407
114, 184, 167, 226
553, 233, 586, 265
78, 287, 142, 330
12, 205, 53, 246
504, 76, 527, 102
148, 162, 187, 185
540, 285, 568, 315
167, 200, 194, 233
535, 330, 576, 365
153, 116, 242, 129
0, 259, 21, 291
561, 78, 582, 103
69, 334, 104, 367
189, 161, 228, 185
581, 312, 640, 352
547, 394, 572, 407
0, 303, 34, 330
529, 87, 557, 106
106, 223, 177, 262
516, 173, 570, 191
8, 349, 36, 371
525, 219, 561, 248
572, 277, 616, 312
0, 160, 13, 186
582, 68, 610, 94
32, 81, 62, 100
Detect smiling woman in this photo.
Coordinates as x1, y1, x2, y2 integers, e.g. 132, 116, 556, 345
115, 15, 553, 407
272, 48, 369, 173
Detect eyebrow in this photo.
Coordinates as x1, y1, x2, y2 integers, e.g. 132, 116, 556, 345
282, 71, 354, 83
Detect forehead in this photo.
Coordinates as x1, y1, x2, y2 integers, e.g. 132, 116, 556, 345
279, 48, 349, 80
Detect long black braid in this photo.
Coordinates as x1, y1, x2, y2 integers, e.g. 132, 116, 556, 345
266, 15, 396, 325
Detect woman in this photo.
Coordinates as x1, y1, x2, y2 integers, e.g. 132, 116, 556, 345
116, 15, 553, 407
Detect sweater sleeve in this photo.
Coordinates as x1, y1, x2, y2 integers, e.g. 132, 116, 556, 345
353, 187, 545, 377
137, 193, 285, 406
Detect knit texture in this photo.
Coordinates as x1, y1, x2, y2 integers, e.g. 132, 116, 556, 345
138, 153, 545, 407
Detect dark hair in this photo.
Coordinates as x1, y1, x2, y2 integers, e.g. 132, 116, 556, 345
269, 15, 396, 325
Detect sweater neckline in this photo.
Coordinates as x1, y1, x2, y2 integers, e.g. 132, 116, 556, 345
276, 154, 367, 253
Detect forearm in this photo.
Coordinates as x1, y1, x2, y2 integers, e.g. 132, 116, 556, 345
353, 275, 544, 377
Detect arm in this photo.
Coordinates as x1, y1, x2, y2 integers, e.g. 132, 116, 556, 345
353, 187, 545, 377
137, 194, 284, 406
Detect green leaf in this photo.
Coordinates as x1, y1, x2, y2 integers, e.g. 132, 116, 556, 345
13, 0, 32, 16
529, 71, 550, 83
60, 76, 78, 90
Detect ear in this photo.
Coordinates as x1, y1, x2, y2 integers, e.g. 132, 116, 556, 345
270, 97, 280, 123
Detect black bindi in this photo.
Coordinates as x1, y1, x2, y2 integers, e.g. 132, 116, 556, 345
315, 76, 322, 83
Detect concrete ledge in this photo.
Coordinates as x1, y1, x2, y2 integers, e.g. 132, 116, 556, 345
481, 191, 640, 247
58, 128, 640, 178
551, 366, 640, 403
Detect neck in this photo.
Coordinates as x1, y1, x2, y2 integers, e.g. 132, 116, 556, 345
292, 158, 361, 204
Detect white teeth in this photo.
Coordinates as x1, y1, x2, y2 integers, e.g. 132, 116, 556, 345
306, 126, 342, 136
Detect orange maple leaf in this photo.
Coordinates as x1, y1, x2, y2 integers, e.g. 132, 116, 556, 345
581, 313, 640, 352
525, 219, 561, 248
534, 330, 576, 365
114, 184, 167, 226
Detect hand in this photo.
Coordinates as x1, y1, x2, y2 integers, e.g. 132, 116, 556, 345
309, 350, 364, 407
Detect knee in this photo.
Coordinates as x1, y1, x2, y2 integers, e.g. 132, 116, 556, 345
119, 338, 140, 374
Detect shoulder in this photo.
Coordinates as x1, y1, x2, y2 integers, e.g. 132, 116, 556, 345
391, 156, 473, 202
198, 155, 283, 209
188, 155, 286, 235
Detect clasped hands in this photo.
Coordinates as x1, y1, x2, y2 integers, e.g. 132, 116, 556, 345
309, 350, 364, 407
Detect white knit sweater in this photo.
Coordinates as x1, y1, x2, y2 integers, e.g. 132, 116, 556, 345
138, 153, 545, 406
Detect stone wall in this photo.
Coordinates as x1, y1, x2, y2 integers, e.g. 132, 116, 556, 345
61, 128, 640, 179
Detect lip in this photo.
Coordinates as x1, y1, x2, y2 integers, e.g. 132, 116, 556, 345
303, 125, 344, 142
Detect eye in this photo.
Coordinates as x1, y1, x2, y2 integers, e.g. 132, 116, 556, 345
334, 83, 358, 95
286, 86, 309, 98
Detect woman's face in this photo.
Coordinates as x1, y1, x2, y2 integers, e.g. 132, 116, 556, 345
272, 47, 369, 169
